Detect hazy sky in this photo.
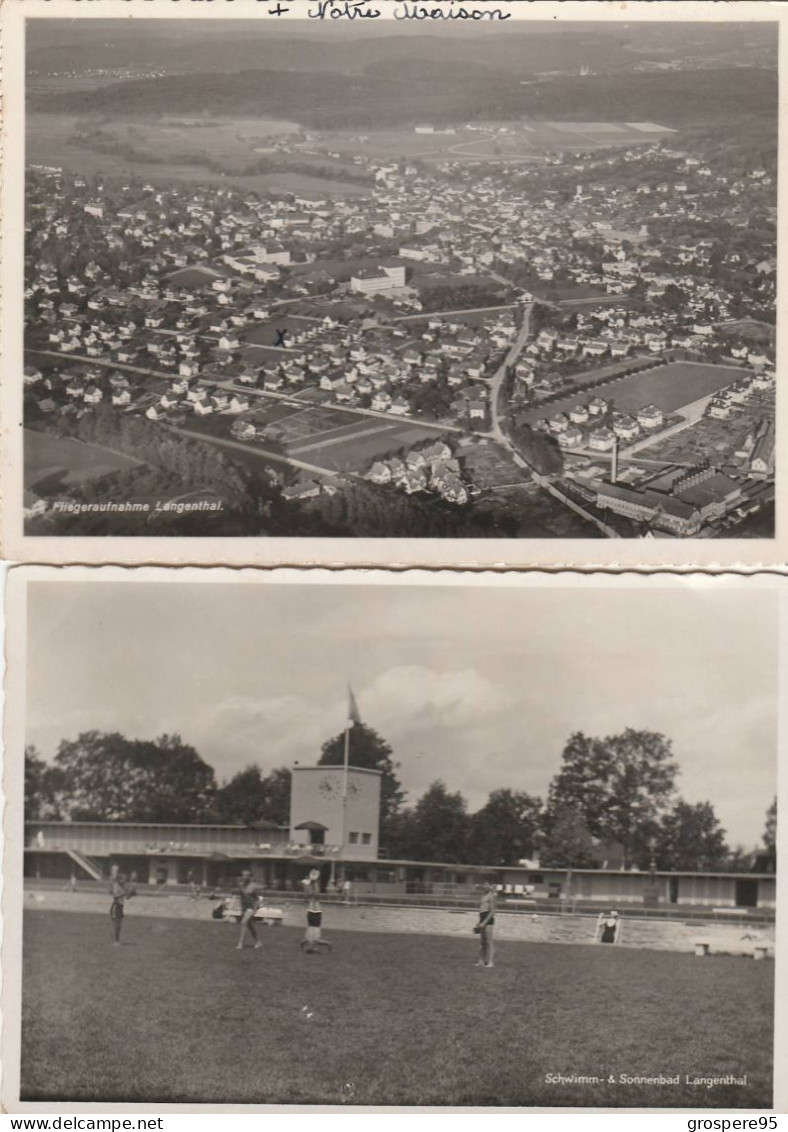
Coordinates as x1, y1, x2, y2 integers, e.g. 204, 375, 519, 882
25, 577, 778, 848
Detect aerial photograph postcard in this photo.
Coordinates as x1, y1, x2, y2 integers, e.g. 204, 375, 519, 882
2, 1, 780, 564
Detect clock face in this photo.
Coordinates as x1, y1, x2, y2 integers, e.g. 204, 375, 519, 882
349, 780, 362, 797
318, 776, 337, 797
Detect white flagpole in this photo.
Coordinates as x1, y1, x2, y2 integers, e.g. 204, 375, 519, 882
341, 694, 351, 853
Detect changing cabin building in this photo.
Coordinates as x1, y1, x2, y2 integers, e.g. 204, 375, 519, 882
24, 758, 775, 914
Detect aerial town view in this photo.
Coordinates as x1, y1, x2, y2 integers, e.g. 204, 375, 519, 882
22, 16, 777, 539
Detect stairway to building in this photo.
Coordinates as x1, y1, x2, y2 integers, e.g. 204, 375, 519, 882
66, 848, 105, 882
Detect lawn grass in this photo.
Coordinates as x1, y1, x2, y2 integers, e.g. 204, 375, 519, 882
21, 910, 772, 1107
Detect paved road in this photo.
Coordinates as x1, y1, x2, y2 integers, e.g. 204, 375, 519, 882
391, 303, 518, 323
27, 349, 174, 382
164, 425, 343, 479
487, 302, 533, 444
27, 347, 466, 434
202, 376, 466, 434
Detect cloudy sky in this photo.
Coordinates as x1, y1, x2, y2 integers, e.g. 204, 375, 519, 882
25, 575, 778, 848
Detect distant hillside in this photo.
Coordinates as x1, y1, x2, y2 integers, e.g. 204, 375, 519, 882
26, 21, 776, 80
30, 66, 777, 133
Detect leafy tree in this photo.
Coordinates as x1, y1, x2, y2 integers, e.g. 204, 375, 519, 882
546, 729, 678, 867
52, 731, 216, 822
508, 422, 564, 476
540, 805, 600, 869
257, 766, 292, 827
720, 845, 757, 873
649, 800, 728, 871
382, 808, 421, 862
763, 797, 776, 853
409, 780, 470, 864
24, 745, 63, 820
469, 788, 542, 866
214, 764, 292, 827
214, 765, 266, 826
661, 283, 687, 311
545, 732, 611, 836
318, 722, 406, 832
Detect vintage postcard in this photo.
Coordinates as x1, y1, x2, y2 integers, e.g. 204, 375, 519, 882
0, 0, 783, 567
2, 566, 785, 1112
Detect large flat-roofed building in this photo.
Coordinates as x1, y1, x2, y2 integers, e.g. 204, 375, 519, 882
22, 821, 775, 913
350, 265, 407, 294
596, 482, 702, 536
24, 763, 383, 889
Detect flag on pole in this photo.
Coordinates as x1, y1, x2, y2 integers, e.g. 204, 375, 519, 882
347, 685, 361, 727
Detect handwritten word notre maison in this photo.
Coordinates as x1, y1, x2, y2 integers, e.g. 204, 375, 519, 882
307, 1, 513, 20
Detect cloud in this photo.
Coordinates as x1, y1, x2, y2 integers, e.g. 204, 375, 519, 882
152, 666, 513, 785
361, 665, 513, 732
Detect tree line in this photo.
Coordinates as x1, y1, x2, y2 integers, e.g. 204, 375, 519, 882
25, 722, 775, 873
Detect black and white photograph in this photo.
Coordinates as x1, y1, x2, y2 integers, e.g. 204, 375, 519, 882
3, 568, 781, 1111
0, 0, 782, 567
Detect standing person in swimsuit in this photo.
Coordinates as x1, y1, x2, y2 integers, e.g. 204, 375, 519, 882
109, 873, 135, 946
475, 882, 496, 968
235, 870, 262, 951
600, 910, 619, 944
300, 895, 332, 954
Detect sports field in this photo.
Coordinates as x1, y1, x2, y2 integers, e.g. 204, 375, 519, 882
317, 121, 676, 164
21, 910, 772, 1107
525, 363, 745, 425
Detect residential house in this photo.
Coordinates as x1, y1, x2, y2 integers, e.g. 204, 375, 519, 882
588, 427, 616, 452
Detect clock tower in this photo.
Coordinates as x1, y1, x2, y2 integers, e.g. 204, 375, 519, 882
289, 764, 382, 860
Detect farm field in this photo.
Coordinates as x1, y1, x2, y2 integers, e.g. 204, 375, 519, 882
26, 114, 371, 199
524, 362, 746, 426
24, 428, 142, 494
182, 401, 449, 474
282, 416, 446, 473
20, 909, 771, 1107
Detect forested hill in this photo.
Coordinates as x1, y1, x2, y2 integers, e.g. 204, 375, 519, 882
27, 21, 775, 81
31, 65, 776, 132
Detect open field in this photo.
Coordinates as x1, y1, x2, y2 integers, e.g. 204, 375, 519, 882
717, 318, 776, 344
24, 428, 142, 494
21, 909, 772, 1107
316, 121, 676, 165
463, 444, 530, 489
403, 305, 518, 328
282, 416, 446, 473
524, 362, 746, 425
27, 113, 371, 199
536, 355, 657, 397
182, 402, 448, 474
